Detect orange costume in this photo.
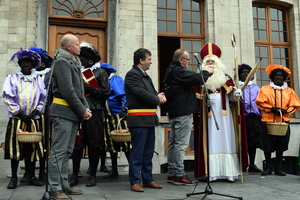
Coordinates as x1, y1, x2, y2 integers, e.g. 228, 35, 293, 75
256, 85, 300, 123
256, 64, 300, 154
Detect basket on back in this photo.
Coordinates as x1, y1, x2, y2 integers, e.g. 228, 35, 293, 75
110, 118, 131, 142
17, 119, 42, 143
266, 110, 288, 136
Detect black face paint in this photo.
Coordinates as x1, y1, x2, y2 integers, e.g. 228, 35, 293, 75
19, 58, 34, 75
239, 68, 250, 82
79, 56, 92, 68
273, 71, 284, 86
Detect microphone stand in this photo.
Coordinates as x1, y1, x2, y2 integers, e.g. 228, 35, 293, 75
186, 56, 243, 200
42, 67, 54, 200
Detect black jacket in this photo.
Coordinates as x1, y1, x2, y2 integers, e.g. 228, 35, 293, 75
163, 61, 211, 119
84, 66, 110, 111
124, 65, 160, 128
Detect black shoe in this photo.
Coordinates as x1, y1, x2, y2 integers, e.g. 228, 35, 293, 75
100, 166, 110, 173
38, 172, 47, 182
261, 166, 272, 176
20, 172, 30, 183
78, 170, 83, 177
28, 177, 43, 186
86, 176, 96, 187
69, 175, 79, 187
7, 178, 18, 189
86, 167, 91, 174
275, 165, 286, 176
248, 165, 262, 173
103, 170, 119, 179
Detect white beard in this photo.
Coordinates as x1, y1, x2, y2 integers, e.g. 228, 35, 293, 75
205, 69, 228, 91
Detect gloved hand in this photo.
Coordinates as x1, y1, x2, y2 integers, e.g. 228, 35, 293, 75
271, 107, 279, 114
16, 112, 31, 123
234, 89, 243, 97
281, 109, 288, 115
278, 109, 288, 116
84, 82, 96, 94
120, 110, 128, 120
28, 109, 39, 119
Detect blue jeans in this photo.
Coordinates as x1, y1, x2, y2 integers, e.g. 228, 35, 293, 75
48, 117, 78, 192
167, 115, 192, 177
129, 127, 155, 185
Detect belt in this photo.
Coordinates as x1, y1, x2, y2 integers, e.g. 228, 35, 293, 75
127, 109, 157, 116
53, 97, 70, 106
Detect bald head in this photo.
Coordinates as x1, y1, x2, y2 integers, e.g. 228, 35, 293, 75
60, 34, 81, 56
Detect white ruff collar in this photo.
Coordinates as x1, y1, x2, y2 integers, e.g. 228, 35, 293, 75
270, 82, 288, 90
81, 63, 102, 72
16, 69, 38, 82
239, 80, 253, 87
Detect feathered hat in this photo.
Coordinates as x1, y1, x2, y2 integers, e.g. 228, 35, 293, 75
200, 43, 222, 60
265, 64, 291, 78
79, 42, 101, 64
100, 62, 116, 73
9, 48, 41, 68
28, 46, 53, 68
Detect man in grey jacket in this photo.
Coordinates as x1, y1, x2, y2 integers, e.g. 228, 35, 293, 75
48, 34, 92, 200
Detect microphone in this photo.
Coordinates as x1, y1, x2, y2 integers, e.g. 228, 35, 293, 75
193, 53, 202, 65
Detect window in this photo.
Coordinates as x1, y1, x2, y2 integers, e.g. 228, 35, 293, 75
50, 0, 107, 20
253, 4, 291, 87
158, 0, 204, 116
158, 0, 204, 72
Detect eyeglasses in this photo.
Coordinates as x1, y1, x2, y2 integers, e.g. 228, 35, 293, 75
181, 57, 190, 61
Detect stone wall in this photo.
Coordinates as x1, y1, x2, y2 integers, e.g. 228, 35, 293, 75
0, 0, 300, 178
0, 0, 37, 178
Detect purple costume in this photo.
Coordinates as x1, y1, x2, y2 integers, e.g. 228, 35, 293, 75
3, 69, 46, 160
240, 81, 262, 148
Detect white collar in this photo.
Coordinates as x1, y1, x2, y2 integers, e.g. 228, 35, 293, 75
35, 68, 51, 76
16, 69, 39, 82
81, 63, 102, 72
239, 80, 253, 87
270, 82, 288, 90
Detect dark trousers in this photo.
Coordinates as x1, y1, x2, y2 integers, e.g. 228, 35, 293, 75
129, 127, 155, 185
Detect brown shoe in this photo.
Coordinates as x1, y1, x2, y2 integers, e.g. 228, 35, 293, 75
131, 183, 144, 192
51, 190, 71, 200
143, 181, 163, 189
63, 187, 83, 195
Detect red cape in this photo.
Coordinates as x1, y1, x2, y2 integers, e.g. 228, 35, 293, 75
193, 86, 249, 177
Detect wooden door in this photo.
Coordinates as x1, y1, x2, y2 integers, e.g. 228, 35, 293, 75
48, 25, 107, 62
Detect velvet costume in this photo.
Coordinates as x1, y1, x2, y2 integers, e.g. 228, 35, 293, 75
256, 84, 300, 152
3, 69, 46, 161
103, 73, 130, 153
193, 76, 248, 181
240, 81, 262, 149
81, 63, 110, 150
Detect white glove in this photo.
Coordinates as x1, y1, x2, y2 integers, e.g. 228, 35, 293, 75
234, 89, 243, 97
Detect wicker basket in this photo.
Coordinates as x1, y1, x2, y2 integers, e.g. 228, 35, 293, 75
17, 120, 42, 143
266, 110, 288, 136
110, 119, 131, 142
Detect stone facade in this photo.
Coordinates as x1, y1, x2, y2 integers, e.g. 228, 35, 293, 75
0, 0, 300, 178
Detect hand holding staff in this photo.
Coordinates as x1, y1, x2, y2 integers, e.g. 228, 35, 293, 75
231, 33, 244, 184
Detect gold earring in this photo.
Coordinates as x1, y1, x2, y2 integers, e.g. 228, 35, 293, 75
89, 60, 93, 65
